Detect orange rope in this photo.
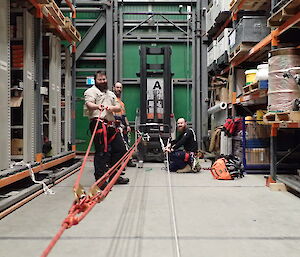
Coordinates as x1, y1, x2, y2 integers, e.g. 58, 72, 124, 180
73, 115, 101, 190
40, 136, 142, 257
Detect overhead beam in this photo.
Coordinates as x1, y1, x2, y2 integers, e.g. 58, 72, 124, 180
75, 14, 106, 61
118, 0, 196, 3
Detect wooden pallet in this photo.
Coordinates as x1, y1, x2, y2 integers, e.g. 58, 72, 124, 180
268, 0, 300, 27
46, 1, 66, 27
263, 111, 300, 123
230, 0, 269, 12
229, 43, 254, 62
243, 81, 259, 94
64, 17, 81, 42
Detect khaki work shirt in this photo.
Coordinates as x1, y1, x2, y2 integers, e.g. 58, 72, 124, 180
84, 85, 119, 121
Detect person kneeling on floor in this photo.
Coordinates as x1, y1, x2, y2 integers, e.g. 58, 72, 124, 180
165, 118, 200, 173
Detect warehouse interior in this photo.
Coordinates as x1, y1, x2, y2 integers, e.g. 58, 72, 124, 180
1, 0, 300, 256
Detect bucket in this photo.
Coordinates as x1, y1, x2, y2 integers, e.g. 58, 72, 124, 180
245, 69, 258, 85
256, 63, 269, 81
268, 48, 300, 112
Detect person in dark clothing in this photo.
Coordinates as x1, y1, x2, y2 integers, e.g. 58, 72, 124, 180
165, 118, 198, 172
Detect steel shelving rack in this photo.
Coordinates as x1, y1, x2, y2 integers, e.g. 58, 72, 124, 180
207, 0, 300, 188
0, 0, 80, 189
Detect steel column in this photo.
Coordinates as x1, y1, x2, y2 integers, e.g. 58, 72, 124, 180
65, 48, 72, 150
195, 0, 202, 147
113, 0, 119, 82
270, 126, 278, 180
0, 0, 10, 169
106, 4, 114, 88
49, 35, 62, 155
34, 17, 43, 156
23, 11, 35, 162
200, 0, 208, 148
119, 3, 124, 82
140, 46, 147, 125
71, 0, 76, 149
192, 9, 196, 134
163, 47, 172, 128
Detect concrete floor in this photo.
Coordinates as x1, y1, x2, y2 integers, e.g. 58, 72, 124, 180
1, 161, 300, 257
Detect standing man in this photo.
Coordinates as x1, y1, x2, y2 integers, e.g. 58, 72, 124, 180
84, 71, 129, 187
113, 82, 136, 167
166, 118, 200, 172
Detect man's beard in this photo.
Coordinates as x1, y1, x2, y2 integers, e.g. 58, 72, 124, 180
177, 127, 185, 133
114, 91, 121, 97
96, 82, 108, 92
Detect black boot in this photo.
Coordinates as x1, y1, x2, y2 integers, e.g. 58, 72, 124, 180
127, 160, 136, 167
116, 176, 129, 184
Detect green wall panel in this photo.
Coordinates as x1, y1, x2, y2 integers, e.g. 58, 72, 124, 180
76, 88, 94, 152
122, 85, 140, 122
173, 85, 192, 122
123, 43, 192, 79
123, 5, 148, 20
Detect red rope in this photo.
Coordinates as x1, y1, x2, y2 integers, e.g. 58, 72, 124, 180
73, 115, 101, 190
40, 224, 68, 257
40, 136, 142, 257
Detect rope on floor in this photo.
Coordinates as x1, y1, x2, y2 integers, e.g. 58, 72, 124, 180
161, 136, 181, 257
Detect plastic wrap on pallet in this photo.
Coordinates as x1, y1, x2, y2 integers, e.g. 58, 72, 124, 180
268, 48, 300, 112
208, 102, 227, 115
220, 131, 232, 155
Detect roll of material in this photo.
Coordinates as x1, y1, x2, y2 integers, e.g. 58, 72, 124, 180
220, 131, 232, 156
268, 48, 300, 112
208, 102, 227, 115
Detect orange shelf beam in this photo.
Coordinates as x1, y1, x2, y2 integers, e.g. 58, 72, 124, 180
0, 152, 76, 188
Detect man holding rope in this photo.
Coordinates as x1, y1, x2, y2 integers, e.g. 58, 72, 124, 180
84, 71, 129, 188
113, 82, 136, 167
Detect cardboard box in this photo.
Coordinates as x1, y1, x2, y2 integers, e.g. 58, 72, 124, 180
11, 139, 23, 155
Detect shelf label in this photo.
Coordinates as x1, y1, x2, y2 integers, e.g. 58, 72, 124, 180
0, 60, 8, 71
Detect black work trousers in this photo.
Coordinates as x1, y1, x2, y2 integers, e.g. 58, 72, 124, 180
89, 119, 127, 181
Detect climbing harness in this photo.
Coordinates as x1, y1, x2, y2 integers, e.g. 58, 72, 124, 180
160, 136, 181, 257
40, 112, 142, 257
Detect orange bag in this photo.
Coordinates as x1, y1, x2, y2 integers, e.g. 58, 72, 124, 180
210, 158, 233, 180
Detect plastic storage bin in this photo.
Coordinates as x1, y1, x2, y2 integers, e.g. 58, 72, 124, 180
207, 41, 217, 67
216, 28, 232, 65
229, 16, 270, 52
